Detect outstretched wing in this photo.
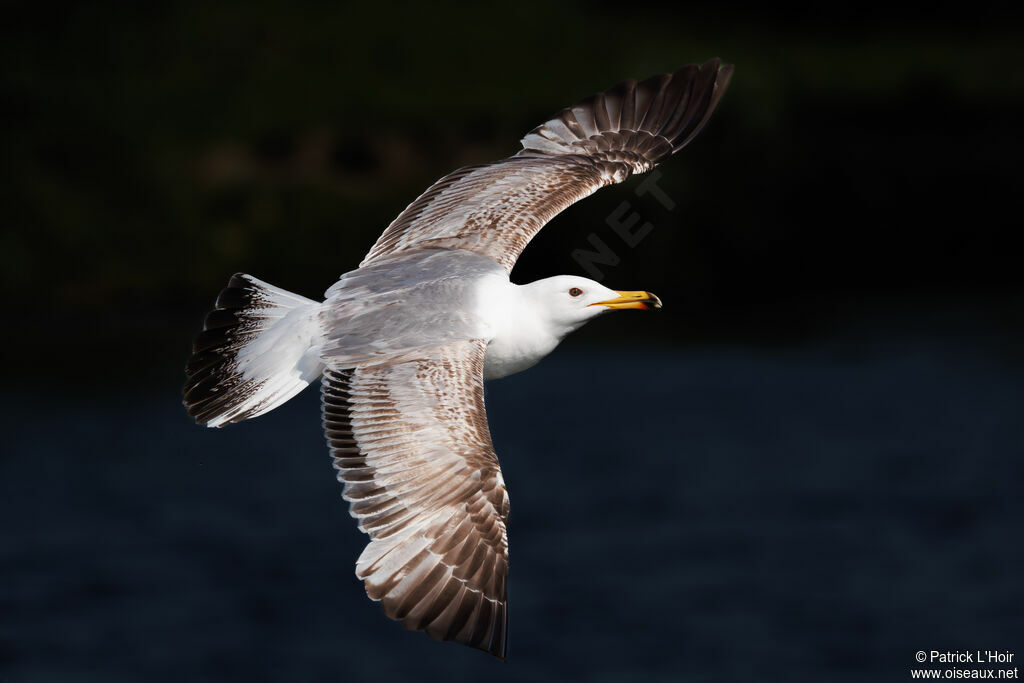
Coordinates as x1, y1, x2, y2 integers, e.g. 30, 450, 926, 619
361, 58, 733, 273
321, 340, 510, 658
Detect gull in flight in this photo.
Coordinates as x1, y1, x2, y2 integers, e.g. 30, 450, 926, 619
184, 59, 733, 659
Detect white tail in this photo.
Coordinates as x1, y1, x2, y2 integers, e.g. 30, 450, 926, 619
184, 274, 324, 428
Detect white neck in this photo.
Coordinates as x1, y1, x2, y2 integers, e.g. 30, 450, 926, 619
477, 278, 574, 380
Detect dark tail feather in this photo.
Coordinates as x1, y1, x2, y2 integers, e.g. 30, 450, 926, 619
184, 273, 324, 427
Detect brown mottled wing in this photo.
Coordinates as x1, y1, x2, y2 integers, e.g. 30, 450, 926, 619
321, 340, 510, 658
361, 58, 733, 273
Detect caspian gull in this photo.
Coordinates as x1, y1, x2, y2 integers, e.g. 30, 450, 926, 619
183, 58, 733, 659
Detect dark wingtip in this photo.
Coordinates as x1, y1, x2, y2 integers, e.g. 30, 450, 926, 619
518, 58, 734, 169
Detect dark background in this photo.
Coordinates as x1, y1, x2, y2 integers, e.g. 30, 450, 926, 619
2, 1, 1022, 681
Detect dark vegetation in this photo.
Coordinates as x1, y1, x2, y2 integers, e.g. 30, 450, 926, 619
3, 2, 1022, 384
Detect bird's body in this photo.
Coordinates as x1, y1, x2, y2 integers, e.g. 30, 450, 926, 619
184, 59, 733, 658
325, 247, 624, 380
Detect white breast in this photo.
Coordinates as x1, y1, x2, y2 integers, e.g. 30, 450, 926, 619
475, 276, 561, 380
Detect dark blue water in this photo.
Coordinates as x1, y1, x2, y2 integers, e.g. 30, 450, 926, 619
2, 326, 1022, 681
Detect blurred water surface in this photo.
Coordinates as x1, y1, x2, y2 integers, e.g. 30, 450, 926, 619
2, 322, 1022, 682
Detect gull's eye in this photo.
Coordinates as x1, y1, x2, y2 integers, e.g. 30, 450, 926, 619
569, 287, 583, 297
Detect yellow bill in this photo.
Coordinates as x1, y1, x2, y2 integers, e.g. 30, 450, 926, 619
590, 290, 663, 311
